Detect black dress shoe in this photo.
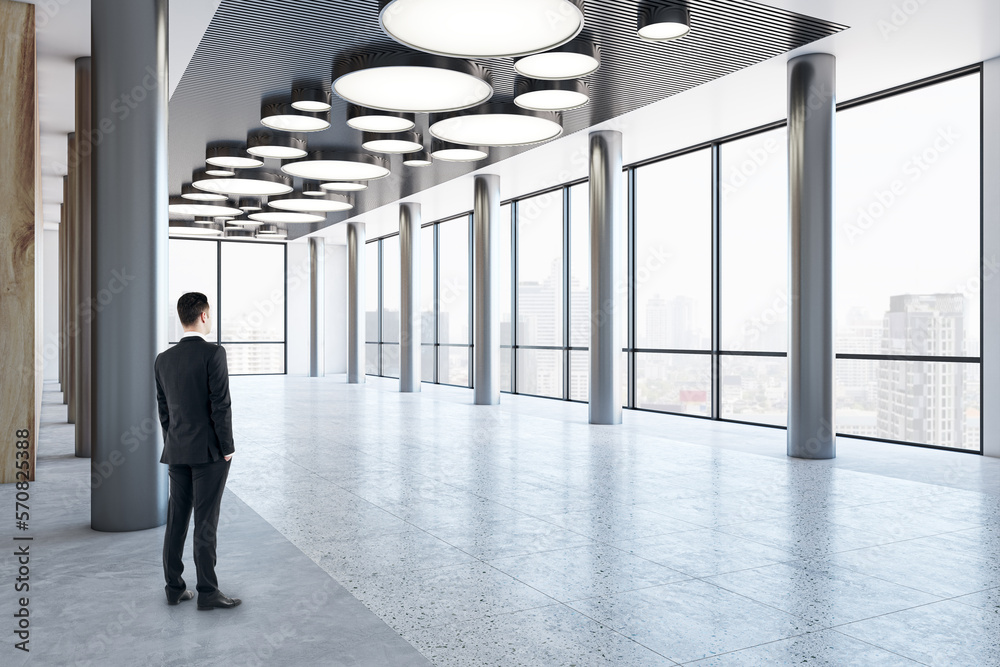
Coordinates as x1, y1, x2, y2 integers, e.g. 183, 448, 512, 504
197, 592, 242, 610
167, 590, 194, 605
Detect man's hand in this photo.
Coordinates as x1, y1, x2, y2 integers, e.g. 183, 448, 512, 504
225, 455, 232, 461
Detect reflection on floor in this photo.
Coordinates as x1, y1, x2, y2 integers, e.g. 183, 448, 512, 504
11, 375, 1000, 666
223, 375, 1000, 666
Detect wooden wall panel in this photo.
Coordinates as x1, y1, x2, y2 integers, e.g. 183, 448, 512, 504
0, 0, 37, 484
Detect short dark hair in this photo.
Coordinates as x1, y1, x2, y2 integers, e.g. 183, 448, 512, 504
177, 292, 209, 327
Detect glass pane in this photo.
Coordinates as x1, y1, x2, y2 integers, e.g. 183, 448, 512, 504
382, 235, 400, 344
836, 74, 980, 358
517, 190, 563, 347
365, 242, 379, 343
635, 352, 711, 416
421, 344, 435, 383
516, 348, 564, 399
224, 344, 284, 375
569, 350, 588, 402
721, 127, 788, 352
220, 242, 285, 342
500, 346, 512, 392
635, 151, 712, 351
439, 346, 470, 386
365, 343, 379, 376
421, 225, 435, 344
382, 343, 399, 378
720, 355, 787, 426
500, 203, 513, 346
836, 359, 979, 451
439, 216, 470, 344
569, 183, 590, 348
168, 239, 218, 343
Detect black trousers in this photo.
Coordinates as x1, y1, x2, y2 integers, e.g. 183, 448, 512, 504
163, 458, 231, 601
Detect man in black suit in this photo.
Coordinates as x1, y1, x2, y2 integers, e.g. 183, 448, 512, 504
155, 292, 241, 610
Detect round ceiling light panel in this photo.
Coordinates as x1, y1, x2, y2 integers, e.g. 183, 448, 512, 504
514, 78, 590, 111
235, 196, 266, 212
514, 40, 601, 80
268, 192, 353, 213
249, 211, 326, 224
255, 223, 287, 237
637, 6, 691, 41
333, 53, 493, 113
378, 0, 585, 58
403, 150, 432, 167
247, 130, 308, 159
320, 181, 368, 193
346, 105, 416, 133
429, 139, 488, 162
206, 143, 264, 169
291, 86, 332, 112
192, 168, 293, 197
181, 181, 228, 202
260, 102, 331, 132
169, 219, 223, 236
301, 181, 327, 197
282, 151, 390, 182
204, 166, 236, 177
430, 103, 563, 147
168, 196, 243, 217
361, 131, 423, 154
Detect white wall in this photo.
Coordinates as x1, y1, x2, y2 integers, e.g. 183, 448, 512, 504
285, 239, 348, 376
286, 241, 310, 375
325, 243, 347, 374
42, 228, 59, 382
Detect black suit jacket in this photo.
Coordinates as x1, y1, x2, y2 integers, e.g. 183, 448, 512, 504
155, 336, 235, 465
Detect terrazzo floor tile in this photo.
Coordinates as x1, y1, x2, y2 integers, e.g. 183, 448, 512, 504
487, 543, 692, 602
683, 629, 922, 666
712, 513, 900, 558
636, 491, 794, 527
837, 600, 1000, 666
538, 506, 704, 543
703, 559, 942, 629
339, 561, 558, 633
567, 579, 809, 663
424, 514, 600, 560
824, 538, 1000, 597
953, 587, 1000, 612
615, 528, 797, 577
814, 502, 983, 540
314, 529, 480, 578
405, 603, 678, 667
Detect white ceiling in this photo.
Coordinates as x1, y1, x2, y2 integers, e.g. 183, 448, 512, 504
29, 0, 222, 229
306, 0, 1000, 244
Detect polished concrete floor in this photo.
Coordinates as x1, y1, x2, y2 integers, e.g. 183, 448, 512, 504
6, 376, 1000, 665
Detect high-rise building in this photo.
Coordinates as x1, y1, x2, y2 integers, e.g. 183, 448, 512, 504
877, 294, 965, 448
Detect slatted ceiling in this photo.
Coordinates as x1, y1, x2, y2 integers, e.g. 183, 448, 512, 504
169, 0, 847, 240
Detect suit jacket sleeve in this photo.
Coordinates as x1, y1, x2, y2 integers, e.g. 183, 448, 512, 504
208, 345, 235, 456
154, 356, 169, 441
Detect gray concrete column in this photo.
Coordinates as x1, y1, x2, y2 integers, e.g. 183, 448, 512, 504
983, 56, 1000, 458
91, 0, 169, 531
74, 56, 93, 458
66, 133, 77, 422
473, 174, 500, 405
589, 130, 623, 425
399, 203, 421, 392
308, 237, 325, 377
347, 221, 366, 384
787, 53, 836, 460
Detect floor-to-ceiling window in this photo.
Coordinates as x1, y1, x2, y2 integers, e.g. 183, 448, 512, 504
516, 189, 564, 398
719, 127, 789, 426
438, 215, 472, 386
167, 237, 287, 375
364, 239, 380, 376
834, 73, 981, 451
632, 149, 714, 417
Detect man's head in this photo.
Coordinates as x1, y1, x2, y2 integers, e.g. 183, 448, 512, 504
177, 292, 211, 334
